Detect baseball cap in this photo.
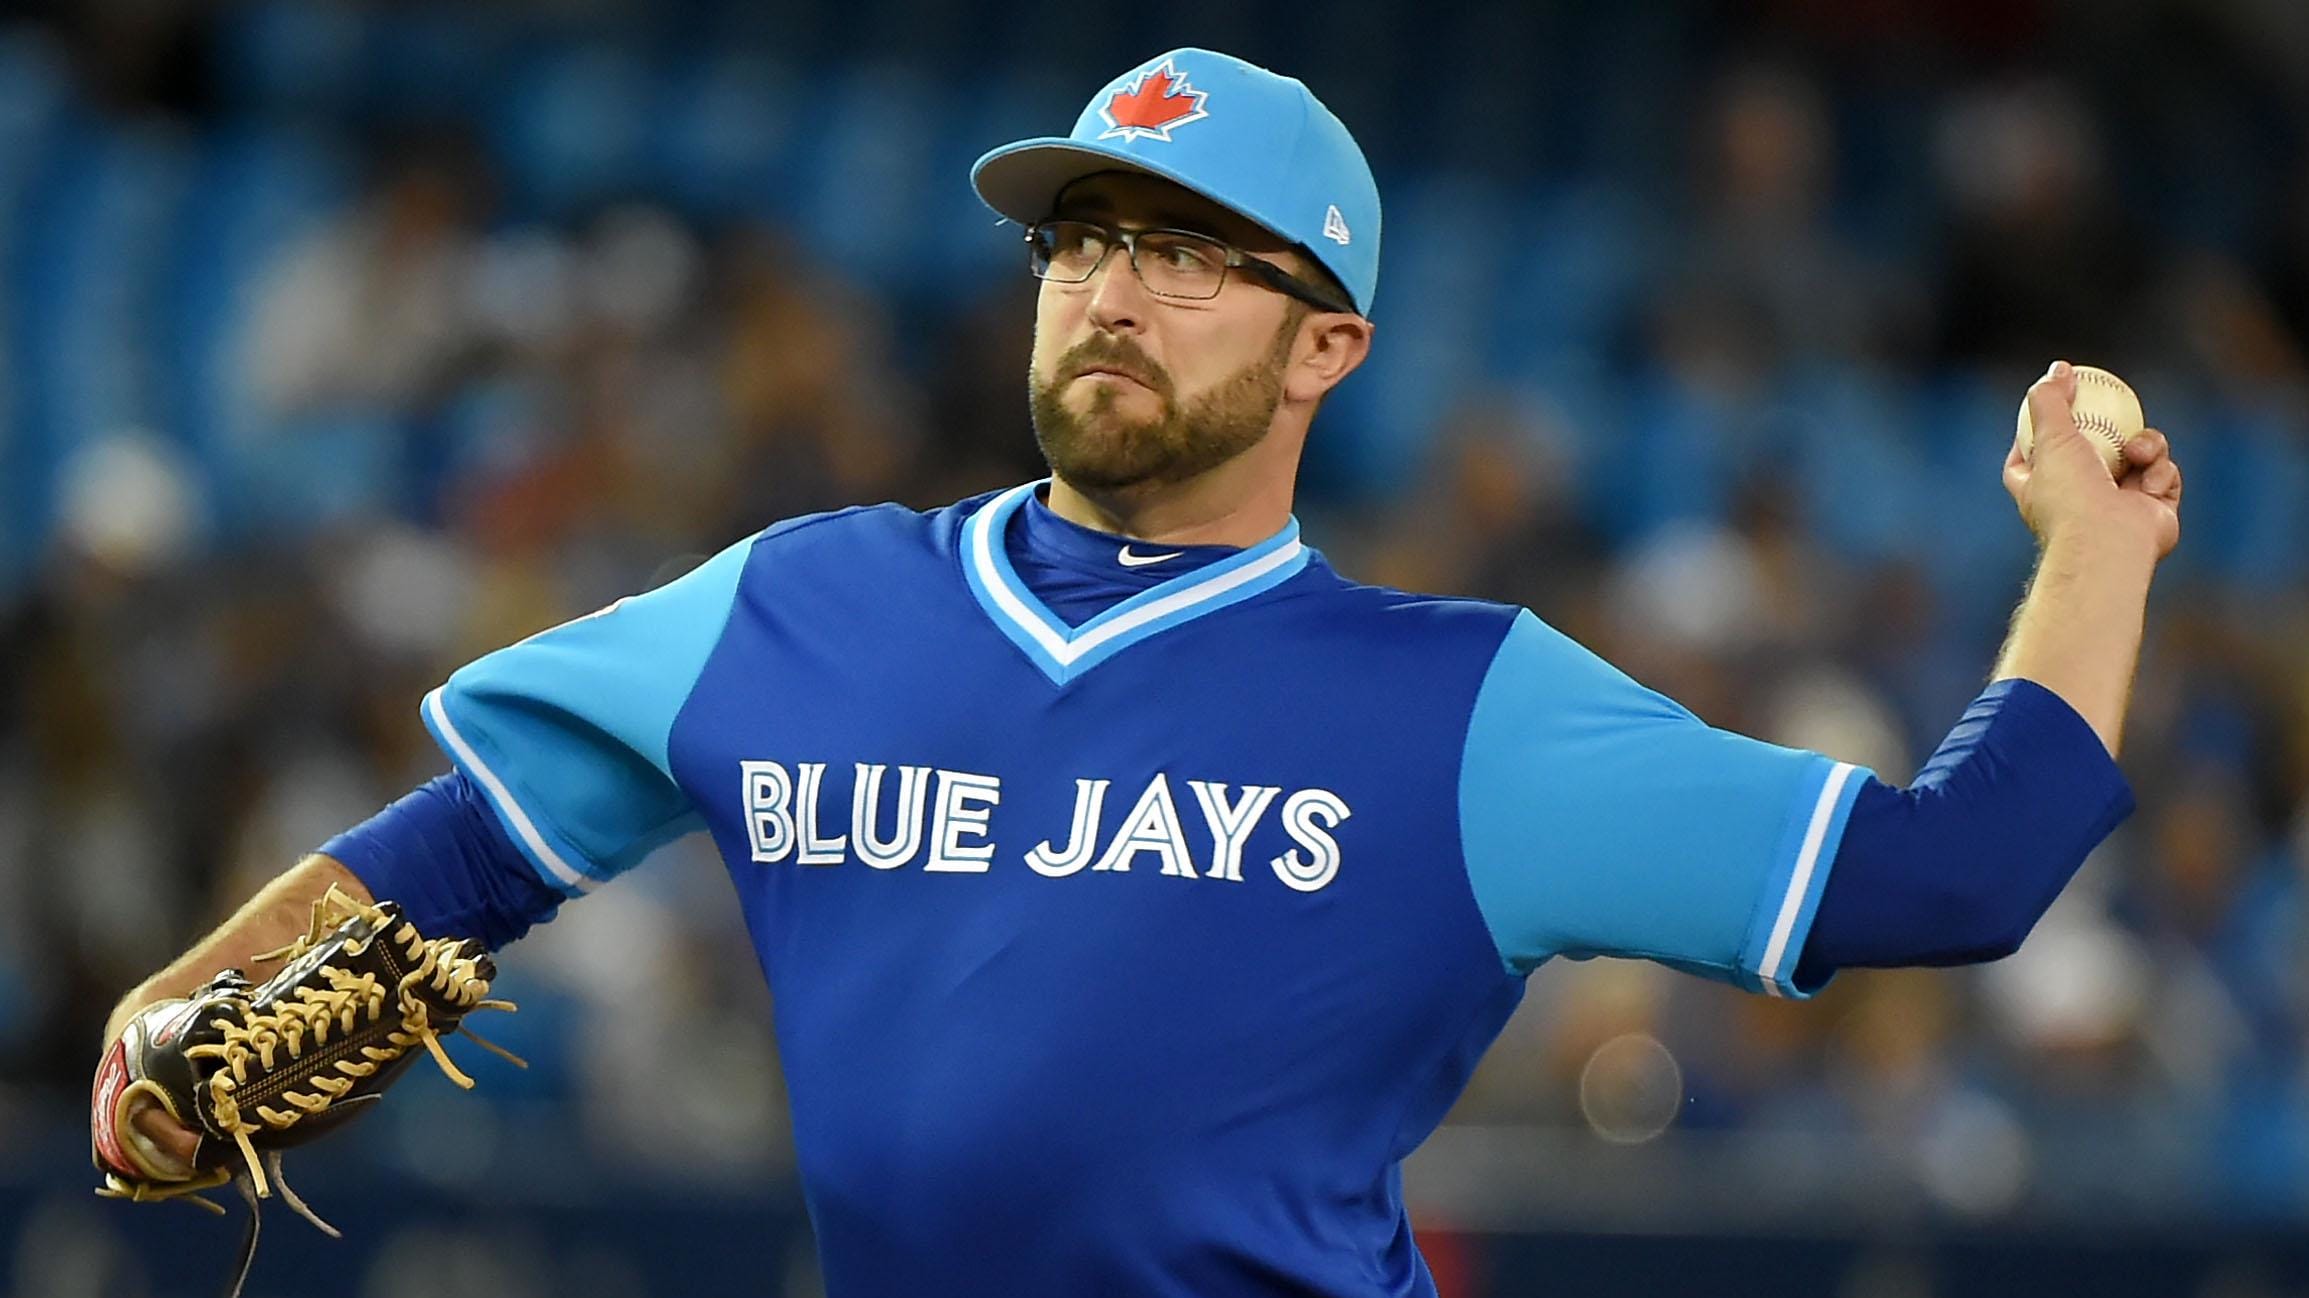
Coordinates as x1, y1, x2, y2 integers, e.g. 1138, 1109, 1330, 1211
971, 49, 1381, 316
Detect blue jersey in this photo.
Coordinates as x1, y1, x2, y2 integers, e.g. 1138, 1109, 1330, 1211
420, 482, 1867, 1298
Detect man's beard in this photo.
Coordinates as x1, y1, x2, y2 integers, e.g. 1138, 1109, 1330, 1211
1028, 308, 1303, 492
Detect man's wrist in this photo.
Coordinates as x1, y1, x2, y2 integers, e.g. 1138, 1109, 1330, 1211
2038, 516, 2162, 569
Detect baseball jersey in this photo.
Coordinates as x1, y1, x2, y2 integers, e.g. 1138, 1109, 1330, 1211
420, 482, 1869, 1298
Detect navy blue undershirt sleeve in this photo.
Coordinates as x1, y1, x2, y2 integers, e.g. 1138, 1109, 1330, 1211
320, 770, 566, 950
1795, 678, 2135, 986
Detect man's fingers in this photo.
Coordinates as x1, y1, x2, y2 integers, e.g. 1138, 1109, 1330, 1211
2115, 425, 2181, 503
2143, 458, 2181, 501
2023, 361, 2081, 444
131, 1101, 201, 1165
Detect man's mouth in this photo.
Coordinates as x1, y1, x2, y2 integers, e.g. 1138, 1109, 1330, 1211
1073, 364, 1155, 389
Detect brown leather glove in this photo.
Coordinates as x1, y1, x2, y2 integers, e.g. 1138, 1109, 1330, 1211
92, 887, 520, 1297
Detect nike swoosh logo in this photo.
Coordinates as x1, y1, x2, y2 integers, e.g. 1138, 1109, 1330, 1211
1117, 546, 1183, 568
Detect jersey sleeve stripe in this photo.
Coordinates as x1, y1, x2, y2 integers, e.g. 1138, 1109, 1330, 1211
1754, 760, 1861, 996
422, 686, 599, 895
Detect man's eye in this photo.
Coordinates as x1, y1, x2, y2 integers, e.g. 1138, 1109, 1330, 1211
1158, 240, 1220, 272
1044, 226, 1102, 263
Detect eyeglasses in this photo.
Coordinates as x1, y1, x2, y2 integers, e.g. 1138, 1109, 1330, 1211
1024, 219, 1355, 315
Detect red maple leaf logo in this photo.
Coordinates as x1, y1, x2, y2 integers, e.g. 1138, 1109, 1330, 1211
1097, 60, 1210, 143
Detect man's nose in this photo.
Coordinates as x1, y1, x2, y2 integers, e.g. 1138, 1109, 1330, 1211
1083, 247, 1149, 333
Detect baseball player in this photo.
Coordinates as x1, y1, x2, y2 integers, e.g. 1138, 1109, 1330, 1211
97, 48, 2182, 1298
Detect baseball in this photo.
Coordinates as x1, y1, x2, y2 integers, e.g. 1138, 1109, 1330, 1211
2016, 364, 2143, 478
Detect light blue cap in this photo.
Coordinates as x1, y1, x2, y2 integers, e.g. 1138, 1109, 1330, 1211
972, 48, 1381, 316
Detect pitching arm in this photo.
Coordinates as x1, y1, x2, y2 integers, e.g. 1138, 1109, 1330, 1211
1457, 610, 1871, 997
1794, 678, 2134, 985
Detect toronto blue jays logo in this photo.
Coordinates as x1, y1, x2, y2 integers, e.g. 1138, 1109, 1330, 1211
1097, 59, 1210, 143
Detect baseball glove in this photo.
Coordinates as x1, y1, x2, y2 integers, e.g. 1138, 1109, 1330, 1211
91, 886, 521, 1297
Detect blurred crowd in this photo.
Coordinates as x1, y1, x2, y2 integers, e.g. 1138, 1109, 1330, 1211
2, 0, 2306, 1250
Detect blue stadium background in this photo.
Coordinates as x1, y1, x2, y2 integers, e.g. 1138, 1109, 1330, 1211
2, 1, 2307, 1295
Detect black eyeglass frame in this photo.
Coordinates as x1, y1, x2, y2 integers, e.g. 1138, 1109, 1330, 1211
1023, 219, 1357, 317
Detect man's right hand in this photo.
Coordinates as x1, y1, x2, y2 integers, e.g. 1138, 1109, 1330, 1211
1989, 361, 2182, 759
2003, 360, 2184, 562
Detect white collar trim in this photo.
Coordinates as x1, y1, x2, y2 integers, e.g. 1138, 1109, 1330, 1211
960, 482, 1310, 684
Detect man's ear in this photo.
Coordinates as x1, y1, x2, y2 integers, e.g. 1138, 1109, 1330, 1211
1286, 314, 1374, 405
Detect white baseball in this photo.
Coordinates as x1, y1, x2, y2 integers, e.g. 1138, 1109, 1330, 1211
2016, 364, 2142, 478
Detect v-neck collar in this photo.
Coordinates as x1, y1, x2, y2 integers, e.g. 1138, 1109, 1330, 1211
1014, 490, 1242, 585
959, 481, 1311, 686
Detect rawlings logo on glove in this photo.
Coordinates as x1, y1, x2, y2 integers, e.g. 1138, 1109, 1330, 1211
92, 888, 521, 1298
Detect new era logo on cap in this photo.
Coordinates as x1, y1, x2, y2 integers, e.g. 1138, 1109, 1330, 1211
1097, 59, 1209, 143
1322, 204, 1351, 246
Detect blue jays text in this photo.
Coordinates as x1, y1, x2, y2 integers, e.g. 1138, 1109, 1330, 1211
740, 761, 1350, 891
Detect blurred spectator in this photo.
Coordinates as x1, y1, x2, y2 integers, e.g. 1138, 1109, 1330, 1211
1929, 79, 2151, 367
245, 131, 490, 419
1671, 61, 1916, 367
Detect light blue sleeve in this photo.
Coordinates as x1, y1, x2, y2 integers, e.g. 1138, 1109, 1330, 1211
421, 536, 755, 897
1458, 610, 1870, 997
